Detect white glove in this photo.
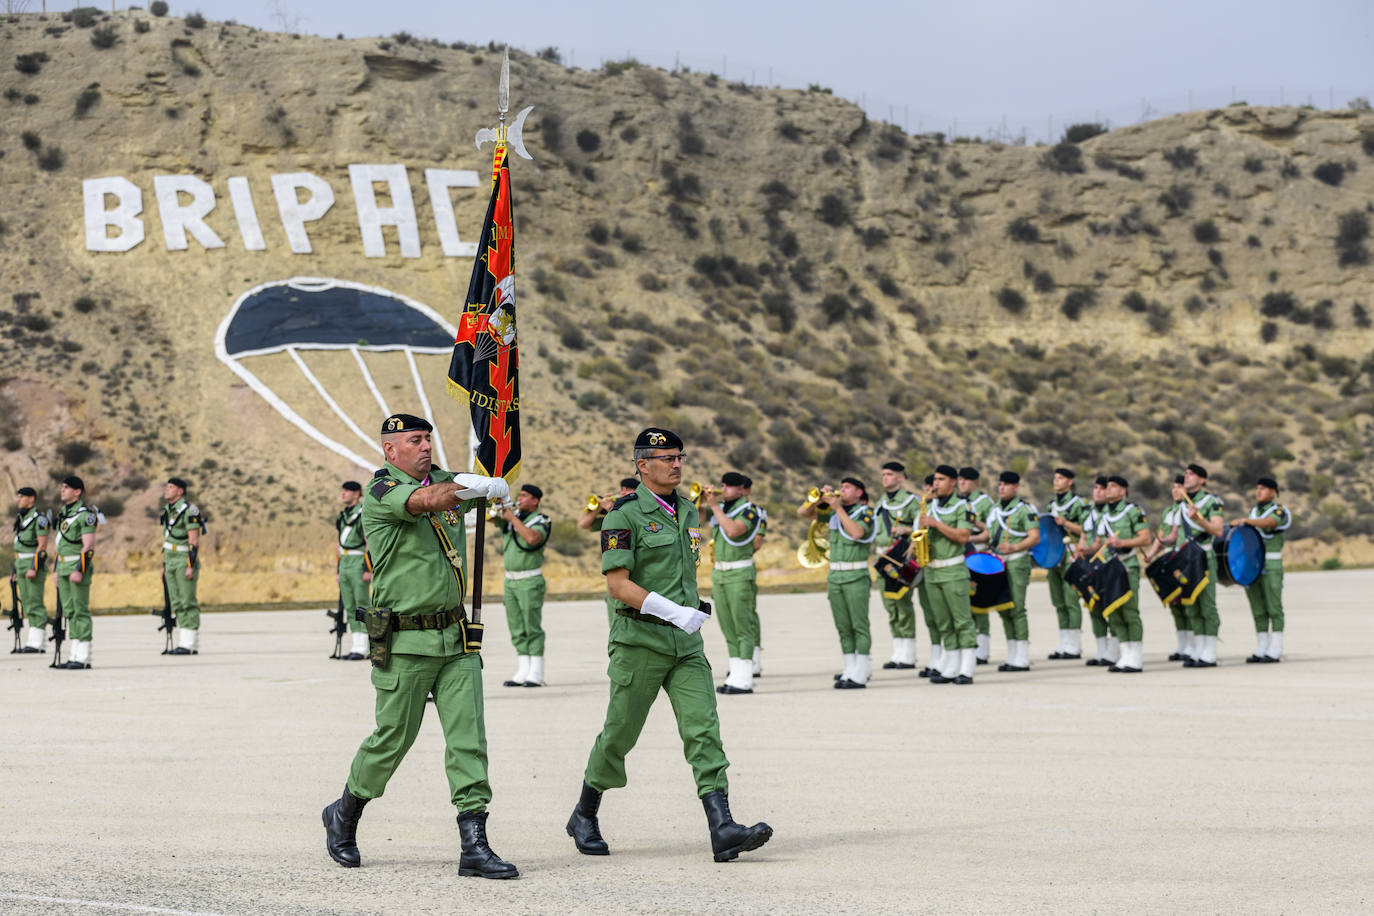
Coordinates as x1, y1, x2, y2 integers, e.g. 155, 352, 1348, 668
642, 591, 710, 634
453, 473, 510, 501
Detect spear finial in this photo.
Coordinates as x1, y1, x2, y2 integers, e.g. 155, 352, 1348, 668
476, 45, 534, 161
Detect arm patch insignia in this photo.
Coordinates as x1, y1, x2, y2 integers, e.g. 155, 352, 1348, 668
601, 528, 632, 552
370, 478, 399, 500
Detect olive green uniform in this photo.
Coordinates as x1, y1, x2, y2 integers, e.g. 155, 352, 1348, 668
710, 497, 762, 690
346, 463, 490, 813
925, 495, 978, 679
1094, 500, 1149, 671
1180, 490, 1224, 663
964, 490, 995, 659
1046, 490, 1088, 656
749, 506, 768, 674
1244, 501, 1291, 661
821, 502, 876, 683
12, 507, 50, 646
589, 514, 616, 627
1156, 502, 1193, 652
161, 497, 204, 635
336, 503, 370, 634
53, 500, 98, 665
875, 489, 919, 664
585, 485, 728, 797
500, 508, 550, 656
1080, 502, 1116, 663
987, 496, 1038, 666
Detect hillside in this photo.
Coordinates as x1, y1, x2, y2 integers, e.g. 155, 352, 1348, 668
2, 10, 1373, 607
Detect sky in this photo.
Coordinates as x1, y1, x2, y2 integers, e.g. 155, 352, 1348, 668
177, 0, 1371, 142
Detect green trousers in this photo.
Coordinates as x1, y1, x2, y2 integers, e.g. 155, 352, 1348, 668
917, 579, 938, 646
339, 555, 369, 634
973, 607, 991, 637
879, 586, 916, 639
997, 558, 1031, 640
712, 572, 759, 659
926, 573, 976, 650
347, 652, 490, 812
163, 553, 202, 630
1047, 565, 1082, 629
584, 643, 728, 797
1185, 554, 1221, 637
1245, 563, 1284, 632
1106, 566, 1143, 642
55, 571, 92, 641
827, 574, 872, 655
14, 569, 47, 629
503, 574, 546, 655
1170, 604, 1189, 632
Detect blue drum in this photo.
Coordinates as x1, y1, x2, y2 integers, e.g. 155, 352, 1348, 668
1031, 516, 1066, 569
1226, 525, 1266, 587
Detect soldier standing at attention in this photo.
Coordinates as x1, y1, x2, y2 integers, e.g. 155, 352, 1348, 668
957, 467, 994, 665
567, 427, 771, 863
336, 481, 372, 661
916, 475, 943, 678
921, 465, 979, 684
1095, 476, 1151, 674
1180, 463, 1225, 668
1077, 476, 1119, 667
11, 486, 50, 653
494, 483, 551, 688
975, 471, 1039, 672
798, 477, 876, 689
742, 475, 766, 677
1045, 468, 1088, 660
700, 471, 763, 695
1232, 477, 1291, 664
52, 476, 97, 670
321, 413, 516, 879
1148, 475, 1195, 661
875, 461, 920, 671
161, 477, 205, 656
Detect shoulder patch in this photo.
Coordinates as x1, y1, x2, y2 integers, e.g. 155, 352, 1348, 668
601, 528, 632, 552
612, 493, 636, 511
83, 512, 98, 526
36, 515, 50, 530
372, 468, 388, 478
370, 478, 399, 500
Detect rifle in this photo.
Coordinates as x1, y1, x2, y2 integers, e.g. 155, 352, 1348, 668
49, 588, 65, 668
326, 590, 346, 659
7, 577, 21, 653
152, 567, 176, 654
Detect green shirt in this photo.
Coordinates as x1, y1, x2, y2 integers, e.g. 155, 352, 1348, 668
336, 504, 366, 551
1250, 501, 1292, 557
1094, 500, 1148, 572
927, 494, 977, 583
161, 497, 203, 549
820, 502, 875, 581
988, 497, 1038, 565
965, 490, 993, 527
1158, 500, 1185, 542
600, 484, 704, 657
363, 462, 476, 656
54, 501, 98, 572
500, 508, 550, 572
875, 489, 919, 552
710, 498, 761, 566
13, 508, 49, 574
1181, 489, 1224, 548
1047, 490, 1088, 569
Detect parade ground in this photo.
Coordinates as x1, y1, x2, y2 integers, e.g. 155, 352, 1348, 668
1, 570, 1371, 915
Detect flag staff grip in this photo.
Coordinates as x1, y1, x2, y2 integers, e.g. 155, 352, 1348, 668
471, 497, 485, 626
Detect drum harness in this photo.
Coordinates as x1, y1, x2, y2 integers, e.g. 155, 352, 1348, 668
988, 498, 1038, 562
1250, 503, 1292, 560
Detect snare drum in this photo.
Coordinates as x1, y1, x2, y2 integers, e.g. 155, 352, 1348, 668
967, 551, 1013, 613
1214, 526, 1237, 587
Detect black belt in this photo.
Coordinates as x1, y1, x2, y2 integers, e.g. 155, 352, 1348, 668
393, 607, 466, 631
614, 607, 674, 628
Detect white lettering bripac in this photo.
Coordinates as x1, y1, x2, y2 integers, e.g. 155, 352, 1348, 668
349, 164, 421, 259
425, 168, 481, 257
82, 176, 144, 252
154, 174, 225, 251
271, 171, 335, 254
226, 176, 266, 251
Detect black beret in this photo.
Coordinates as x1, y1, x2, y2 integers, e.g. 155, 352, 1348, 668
62, 475, 85, 491
16, 486, 36, 497
741, 475, 753, 488
881, 461, 905, 473
1187, 463, 1208, 479
341, 481, 363, 492
1107, 475, 1129, 488
958, 466, 980, 480
1257, 476, 1279, 491
520, 483, 543, 500
721, 471, 748, 487
999, 471, 1020, 484
1173, 474, 1185, 485
934, 464, 958, 478
381, 413, 432, 435
634, 427, 683, 451
167, 477, 189, 490
841, 476, 868, 498
619, 477, 641, 491
1053, 467, 1075, 479
924, 474, 935, 486
1094, 476, 1109, 487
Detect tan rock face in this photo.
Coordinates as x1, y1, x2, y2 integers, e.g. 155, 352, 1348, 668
1, 14, 1370, 606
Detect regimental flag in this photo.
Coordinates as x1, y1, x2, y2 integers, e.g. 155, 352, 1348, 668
447, 144, 520, 482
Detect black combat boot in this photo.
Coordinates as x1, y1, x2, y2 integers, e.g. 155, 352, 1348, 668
456, 810, 519, 879
566, 781, 609, 855
701, 790, 772, 862
322, 785, 368, 867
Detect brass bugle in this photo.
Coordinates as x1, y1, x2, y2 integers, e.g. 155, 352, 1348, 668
585, 493, 616, 514
802, 485, 842, 508
485, 499, 511, 520
688, 482, 723, 506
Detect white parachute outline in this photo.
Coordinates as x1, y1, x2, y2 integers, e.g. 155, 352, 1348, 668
213, 277, 461, 472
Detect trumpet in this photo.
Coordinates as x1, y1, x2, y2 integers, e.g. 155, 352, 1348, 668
688, 482, 723, 507
585, 493, 616, 514
485, 499, 512, 521
802, 485, 841, 509
910, 495, 931, 567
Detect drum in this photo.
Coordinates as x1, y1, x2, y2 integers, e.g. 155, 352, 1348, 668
1091, 554, 1133, 618
1031, 516, 1066, 569
967, 551, 1013, 613
1064, 555, 1096, 605
1173, 540, 1210, 605
1145, 553, 1182, 606
1225, 525, 1266, 587
874, 535, 922, 599
1214, 525, 1237, 587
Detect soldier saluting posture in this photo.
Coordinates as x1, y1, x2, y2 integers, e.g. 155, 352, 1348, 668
11, 486, 50, 653
160, 477, 204, 655
321, 413, 517, 879
567, 427, 772, 863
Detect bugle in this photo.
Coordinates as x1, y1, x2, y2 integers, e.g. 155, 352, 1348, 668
688, 482, 723, 507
